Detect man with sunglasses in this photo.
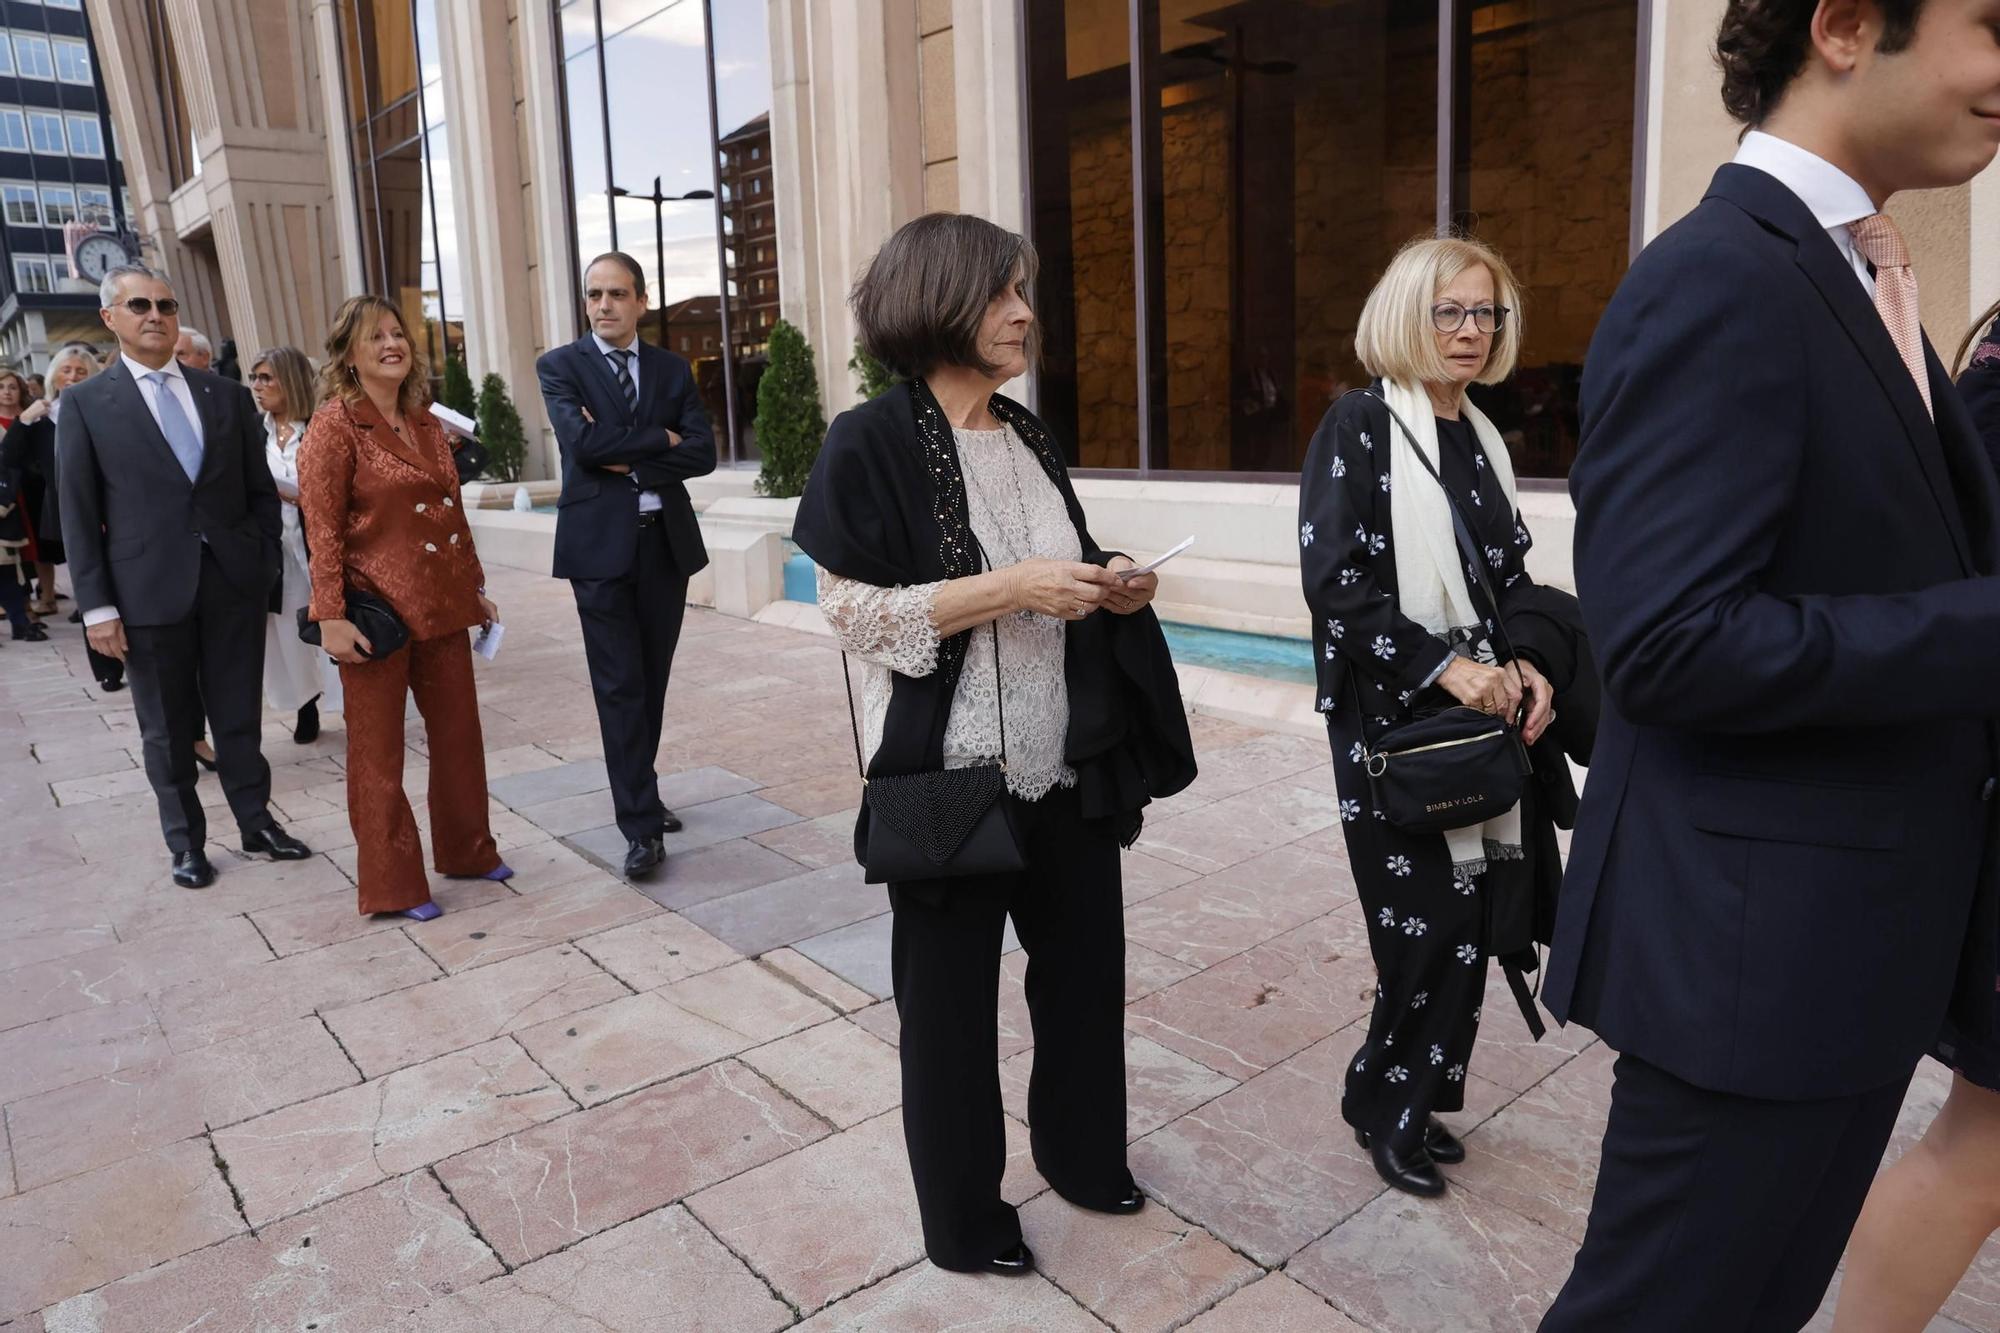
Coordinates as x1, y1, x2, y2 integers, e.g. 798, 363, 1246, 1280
58, 265, 311, 888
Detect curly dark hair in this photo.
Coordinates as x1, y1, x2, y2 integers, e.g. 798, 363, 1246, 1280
1716, 0, 1926, 126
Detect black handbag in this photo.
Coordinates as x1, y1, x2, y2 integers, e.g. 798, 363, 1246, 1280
839, 552, 1028, 886
296, 589, 410, 660
1354, 392, 1533, 833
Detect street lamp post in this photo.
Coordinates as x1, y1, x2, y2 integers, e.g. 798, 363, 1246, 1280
610, 180, 714, 354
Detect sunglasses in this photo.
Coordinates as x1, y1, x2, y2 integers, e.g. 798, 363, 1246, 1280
111, 297, 180, 317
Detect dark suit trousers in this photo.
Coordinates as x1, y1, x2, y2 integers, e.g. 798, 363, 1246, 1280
1540, 1051, 1913, 1332
570, 516, 687, 842
889, 786, 1135, 1271
123, 547, 273, 854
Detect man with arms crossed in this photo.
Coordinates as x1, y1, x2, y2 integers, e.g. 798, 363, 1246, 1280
1542, 0, 2000, 1325
537, 253, 715, 879
62, 267, 311, 887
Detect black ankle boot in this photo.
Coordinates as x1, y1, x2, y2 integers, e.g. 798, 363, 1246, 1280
1356, 1127, 1447, 1198
293, 695, 321, 744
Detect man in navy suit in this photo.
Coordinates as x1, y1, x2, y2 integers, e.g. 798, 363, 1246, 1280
1541, 0, 2000, 1326
536, 253, 715, 879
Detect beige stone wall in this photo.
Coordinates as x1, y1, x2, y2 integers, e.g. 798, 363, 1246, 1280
920, 0, 958, 212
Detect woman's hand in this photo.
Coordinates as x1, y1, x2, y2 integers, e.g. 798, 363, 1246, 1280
1511, 658, 1556, 745
1102, 555, 1159, 615
477, 594, 499, 628
17, 399, 49, 425
1007, 558, 1120, 621
319, 617, 373, 665
1438, 655, 1522, 720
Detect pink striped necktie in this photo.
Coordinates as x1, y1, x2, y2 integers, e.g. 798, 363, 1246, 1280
1848, 213, 1933, 418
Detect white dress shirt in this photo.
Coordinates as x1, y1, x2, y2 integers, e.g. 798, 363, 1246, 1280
590, 331, 661, 515
1732, 131, 1878, 296
84, 356, 209, 627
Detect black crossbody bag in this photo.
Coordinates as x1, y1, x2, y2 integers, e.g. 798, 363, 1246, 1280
839, 543, 1028, 886
1351, 392, 1533, 833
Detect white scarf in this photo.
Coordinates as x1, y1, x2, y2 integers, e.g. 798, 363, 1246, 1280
1381, 378, 1524, 874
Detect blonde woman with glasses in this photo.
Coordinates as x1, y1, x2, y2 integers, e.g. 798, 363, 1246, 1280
251, 345, 340, 743
1297, 234, 1556, 1199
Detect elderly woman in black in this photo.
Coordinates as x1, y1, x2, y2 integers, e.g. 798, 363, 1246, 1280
1298, 235, 1556, 1199
793, 213, 1193, 1277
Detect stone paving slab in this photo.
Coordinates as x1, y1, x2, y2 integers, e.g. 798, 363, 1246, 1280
7, 565, 1992, 1328
399, 1205, 793, 1332
4, 1014, 357, 1190
436, 1058, 826, 1266
212, 1037, 575, 1226
0, 1138, 243, 1320
39, 1170, 501, 1332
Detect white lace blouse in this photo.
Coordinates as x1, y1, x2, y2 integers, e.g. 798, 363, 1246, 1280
819, 422, 1081, 802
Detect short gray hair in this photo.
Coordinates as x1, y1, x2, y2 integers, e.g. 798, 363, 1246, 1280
181, 328, 212, 356
850, 213, 1039, 380
98, 263, 170, 309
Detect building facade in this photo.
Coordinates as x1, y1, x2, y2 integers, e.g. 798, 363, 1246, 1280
87, 0, 2000, 489
0, 0, 132, 370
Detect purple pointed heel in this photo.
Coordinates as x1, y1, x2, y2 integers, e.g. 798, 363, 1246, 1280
400, 901, 444, 922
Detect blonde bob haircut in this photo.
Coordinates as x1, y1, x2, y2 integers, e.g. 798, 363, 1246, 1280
1354, 235, 1524, 388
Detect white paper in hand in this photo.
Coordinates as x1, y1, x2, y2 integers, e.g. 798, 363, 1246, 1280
1117, 536, 1195, 580
471, 622, 505, 662
429, 402, 477, 439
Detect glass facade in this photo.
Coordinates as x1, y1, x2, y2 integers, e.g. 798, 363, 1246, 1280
1024, 0, 1637, 477
555, 0, 775, 461
335, 0, 459, 382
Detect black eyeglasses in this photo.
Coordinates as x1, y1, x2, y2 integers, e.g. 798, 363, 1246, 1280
111, 297, 180, 317
1431, 302, 1509, 335
248, 372, 276, 384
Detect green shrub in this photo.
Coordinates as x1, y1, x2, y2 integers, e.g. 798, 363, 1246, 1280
849, 340, 896, 401
475, 373, 529, 484
440, 354, 476, 418
754, 319, 827, 499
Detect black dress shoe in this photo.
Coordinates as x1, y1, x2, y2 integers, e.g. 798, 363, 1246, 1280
293, 697, 320, 745
98, 678, 124, 693
13, 623, 47, 642
1424, 1117, 1465, 1165
661, 808, 683, 834
624, 836, 665, 879
242, 826, 312, 860
172, 850, 216, 888
983, 1242, 1035, 1276
1063, 1186, 1147, 1215
1355, 1128, 1447, 1198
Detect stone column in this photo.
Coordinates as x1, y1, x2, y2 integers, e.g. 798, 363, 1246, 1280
767, 0, 924, 405
309, 0, 366, 297
436, 0, 552, 474
949, 0, 1026, 233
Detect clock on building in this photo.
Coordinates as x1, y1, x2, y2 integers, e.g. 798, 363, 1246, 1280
74, 233, 131, 283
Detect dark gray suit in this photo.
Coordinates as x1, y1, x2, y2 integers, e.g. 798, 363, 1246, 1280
58, 358, 283, 853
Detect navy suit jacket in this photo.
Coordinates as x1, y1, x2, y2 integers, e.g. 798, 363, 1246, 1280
536, 335, 715, 581
1546, 164, 2000, 1100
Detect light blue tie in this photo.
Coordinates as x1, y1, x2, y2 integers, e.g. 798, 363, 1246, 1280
146, 371, 203, 482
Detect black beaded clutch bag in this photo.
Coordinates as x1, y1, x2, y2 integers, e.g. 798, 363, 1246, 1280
838, 548, 1027, 886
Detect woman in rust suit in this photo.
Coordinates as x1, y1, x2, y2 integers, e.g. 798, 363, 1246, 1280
298, 295, 512, 919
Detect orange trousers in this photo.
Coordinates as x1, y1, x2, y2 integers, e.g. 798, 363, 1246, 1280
340, 630, 500, 913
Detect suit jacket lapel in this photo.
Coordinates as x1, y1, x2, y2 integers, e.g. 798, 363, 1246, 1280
1933, 355, 2000, 576
575, 335, 637, 423
1785, 197, 1977, 573
635, 342, 663, 425
353, 396, 443, 483
189, 373, 231, 486
104, 362, 194, 489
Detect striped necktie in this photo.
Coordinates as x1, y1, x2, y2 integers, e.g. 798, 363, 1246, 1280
608, 347, 638, 415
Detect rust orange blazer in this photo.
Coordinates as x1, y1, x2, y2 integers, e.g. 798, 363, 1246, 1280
297, 395, 486, 641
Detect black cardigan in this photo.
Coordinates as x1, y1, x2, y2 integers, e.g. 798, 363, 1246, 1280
792, 378, 1195, 844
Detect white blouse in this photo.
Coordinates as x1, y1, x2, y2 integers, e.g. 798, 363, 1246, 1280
819, 422, 1081, 802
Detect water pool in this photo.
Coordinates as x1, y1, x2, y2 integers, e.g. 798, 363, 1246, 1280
781, 550, 1313, 684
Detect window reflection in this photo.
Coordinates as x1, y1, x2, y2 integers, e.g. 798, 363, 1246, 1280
1026, 0, 1633, 477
